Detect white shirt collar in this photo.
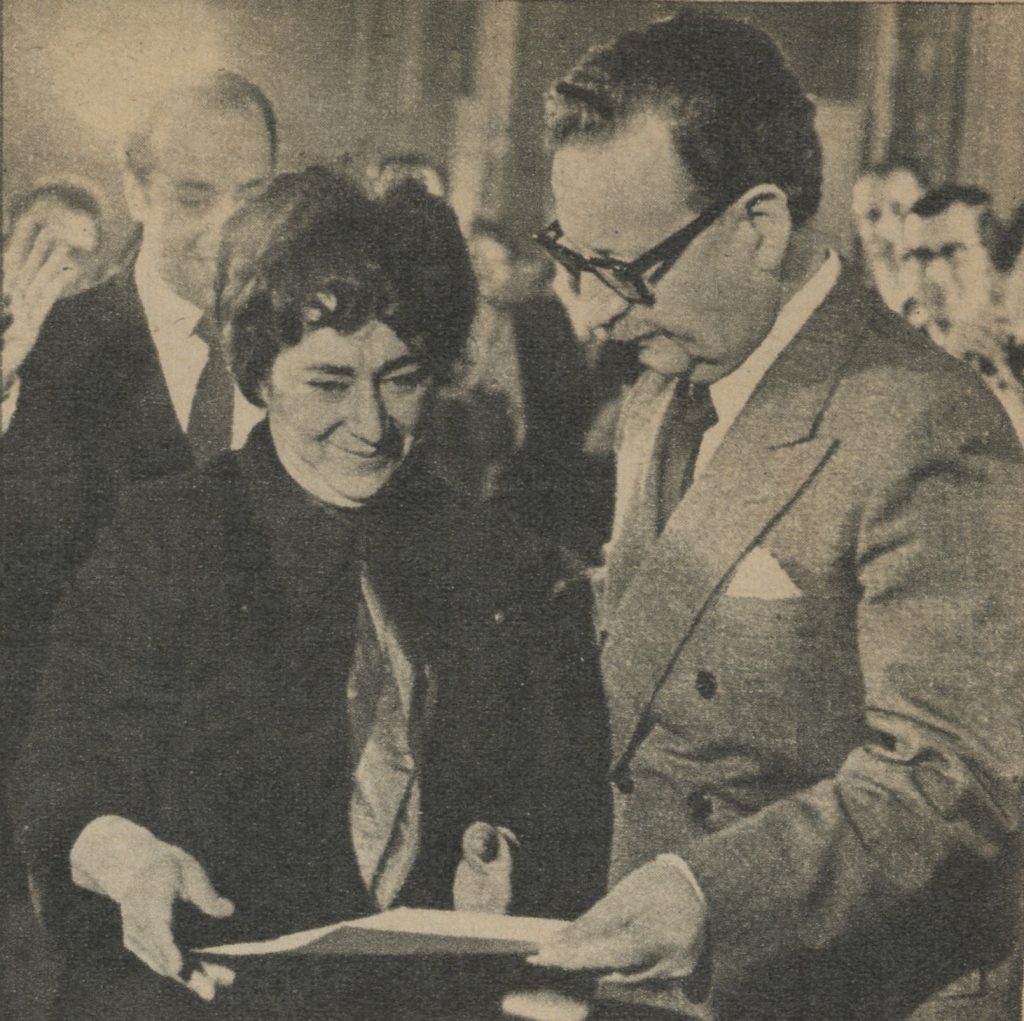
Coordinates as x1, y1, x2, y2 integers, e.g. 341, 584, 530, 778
708, 249, 841, 431
133, 241, 204, 343
130, 239, 265, 449
689, 249, 840, 483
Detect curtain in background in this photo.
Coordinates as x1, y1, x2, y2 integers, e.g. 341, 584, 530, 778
889, 4, 970, 187
872, 3, 1023, 217
959, 5, 1024, 218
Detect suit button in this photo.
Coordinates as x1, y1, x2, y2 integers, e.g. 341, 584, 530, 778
611, 765, 634, 795
695, 669, 717, 699
686, 790, 713, 823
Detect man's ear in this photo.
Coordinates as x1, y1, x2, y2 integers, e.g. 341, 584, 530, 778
737, 184, 792, 273
123, 170, 149, 224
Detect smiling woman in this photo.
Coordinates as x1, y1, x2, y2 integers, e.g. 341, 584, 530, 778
216, 168, 476, 506
10, 166, 610, 1019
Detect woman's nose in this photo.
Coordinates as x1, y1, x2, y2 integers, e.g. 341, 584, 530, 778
349, 383, 387, 446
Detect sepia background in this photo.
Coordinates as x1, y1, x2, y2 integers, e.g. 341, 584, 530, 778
4, 1, 1024, 260
3, 2, 1024, 1019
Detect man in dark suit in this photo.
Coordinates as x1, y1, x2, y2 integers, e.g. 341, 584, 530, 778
1, 71, 275, 771
0, 76, 277, 1017
530, 11, 1024, 1020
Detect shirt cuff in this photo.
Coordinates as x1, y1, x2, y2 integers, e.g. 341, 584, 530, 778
70, 815, 167, 903
2, 373, 21, 434
656, 853, 707, 909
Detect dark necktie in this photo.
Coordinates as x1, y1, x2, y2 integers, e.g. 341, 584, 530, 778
187, 316, 234, 466
656, 381, 718, 532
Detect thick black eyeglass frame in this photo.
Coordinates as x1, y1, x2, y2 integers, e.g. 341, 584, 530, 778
533, 196, 735, 307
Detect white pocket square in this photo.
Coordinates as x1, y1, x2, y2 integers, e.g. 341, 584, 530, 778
725, 547, 802, 599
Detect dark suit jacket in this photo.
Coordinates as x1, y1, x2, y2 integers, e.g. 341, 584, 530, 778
501, 294, 602, 554
10, 423, 610, 967
1, 272, 194, 773
601, 270, 1023, 1020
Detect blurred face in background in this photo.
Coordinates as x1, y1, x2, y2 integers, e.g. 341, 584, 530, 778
373, 163, 446, 200
852, 168, 923, 269
262, 313, 434, 508
23, 197, 102, 297
1004, 250, 1024, 331
126, 99, 274, 311
469, 233, 517, 303
902, 204, 996, 334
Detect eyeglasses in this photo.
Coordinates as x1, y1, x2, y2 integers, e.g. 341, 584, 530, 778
533, 197, 734, 307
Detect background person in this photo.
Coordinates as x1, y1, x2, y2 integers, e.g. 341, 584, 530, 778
2, 181, 105, 415
0, 177, 107, 1004
902, 184, 1024, 440
850, 161, 925, 320
369, 152, 448, 201
1, 69, 276, 853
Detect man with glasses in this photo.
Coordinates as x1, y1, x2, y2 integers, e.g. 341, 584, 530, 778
530, 11, 1023, 1021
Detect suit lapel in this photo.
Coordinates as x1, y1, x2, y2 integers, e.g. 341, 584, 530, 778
604, 372, 678, 616
604, 273, 866, 769
105, 273, 195, 475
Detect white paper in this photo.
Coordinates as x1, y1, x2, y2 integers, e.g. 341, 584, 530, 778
197, 907, 568, 958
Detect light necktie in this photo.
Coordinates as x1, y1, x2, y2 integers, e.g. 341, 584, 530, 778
348, 576, 433, 910
655, 381, 717, 533
187, 316, 234, 465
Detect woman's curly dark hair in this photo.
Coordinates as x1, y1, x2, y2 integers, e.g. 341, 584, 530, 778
215, 166, 477, 407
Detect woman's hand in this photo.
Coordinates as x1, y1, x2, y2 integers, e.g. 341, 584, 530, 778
70, 816, 236, 999
452, 821, 518, 914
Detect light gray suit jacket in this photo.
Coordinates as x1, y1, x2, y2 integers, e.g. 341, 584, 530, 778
600, 271, 1023, 1021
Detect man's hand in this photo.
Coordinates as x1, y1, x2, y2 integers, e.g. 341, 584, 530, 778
70, 816, 236, 1000
2, 217, 77, 390
529, 858, 707, 984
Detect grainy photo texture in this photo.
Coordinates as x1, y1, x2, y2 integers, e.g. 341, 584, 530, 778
2, 3, 1022, 1020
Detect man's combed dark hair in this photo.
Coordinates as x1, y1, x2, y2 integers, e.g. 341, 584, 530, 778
909, 184, 992, 220
545, 9, 823, 228
909, 184, 1012, 270
215, 167, 476, 406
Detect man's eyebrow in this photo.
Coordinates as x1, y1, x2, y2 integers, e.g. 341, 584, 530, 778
239, 176, 270, 191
